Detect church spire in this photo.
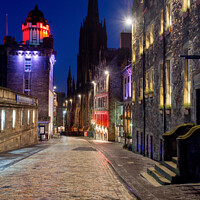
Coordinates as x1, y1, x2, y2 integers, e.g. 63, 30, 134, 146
87, 0, 99, 22
68, 66, 72, 79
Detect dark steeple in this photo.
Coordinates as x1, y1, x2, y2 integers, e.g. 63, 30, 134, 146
87, 0, 99, 23
72, 76, 75, 94
67, 66, 72, 98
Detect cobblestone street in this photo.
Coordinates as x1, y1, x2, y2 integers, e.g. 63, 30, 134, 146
0, 137, 134, 200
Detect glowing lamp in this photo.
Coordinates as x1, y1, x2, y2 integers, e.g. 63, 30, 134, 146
125, 17, 132, 26
104, 70, 109, 75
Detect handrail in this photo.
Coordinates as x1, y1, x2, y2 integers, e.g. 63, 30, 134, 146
163, 123, 194, 136
177, 125, 200, 140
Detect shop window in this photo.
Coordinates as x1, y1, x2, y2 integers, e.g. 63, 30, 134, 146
146, 72, 149, 93
184, 48, 191, 108
1, 110, 5, 131
150, 68, 154, 92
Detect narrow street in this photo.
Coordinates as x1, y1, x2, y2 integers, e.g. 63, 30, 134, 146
0, 137, 134, 200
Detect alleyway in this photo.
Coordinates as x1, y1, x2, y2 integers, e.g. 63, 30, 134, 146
0, 137, 134, 200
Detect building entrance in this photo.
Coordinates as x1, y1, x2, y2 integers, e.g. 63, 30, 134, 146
197, 89, 200, 125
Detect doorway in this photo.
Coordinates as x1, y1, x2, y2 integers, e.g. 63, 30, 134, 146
197, 89, 200, 125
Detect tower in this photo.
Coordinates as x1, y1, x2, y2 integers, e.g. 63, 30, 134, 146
77, 0, 107, 90
67, 66, 72, 98
22, 5, 50, 45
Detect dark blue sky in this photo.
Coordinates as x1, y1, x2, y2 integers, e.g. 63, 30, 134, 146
0, 0, 133, 93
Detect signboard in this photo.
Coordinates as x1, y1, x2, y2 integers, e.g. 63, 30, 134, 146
40, 126, 45, 134
16, 95, 34, 104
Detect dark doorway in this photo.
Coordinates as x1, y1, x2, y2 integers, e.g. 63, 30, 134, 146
160, 139, 163, 161
150, 136, 153, 159
197, 89, 200, 125
140, 132, 144, 155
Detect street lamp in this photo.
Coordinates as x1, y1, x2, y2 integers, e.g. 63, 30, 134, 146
104, 70, 109, 75
125, 17, 132, 26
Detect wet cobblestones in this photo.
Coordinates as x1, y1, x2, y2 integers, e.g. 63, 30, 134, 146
0, 137, 135, 200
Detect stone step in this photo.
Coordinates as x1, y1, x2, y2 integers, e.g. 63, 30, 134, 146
155, 163, 177, 182
147, 167, 171, 185
163, 161, 179, 175
172, 157, 178, 165
140, 172, 162, 187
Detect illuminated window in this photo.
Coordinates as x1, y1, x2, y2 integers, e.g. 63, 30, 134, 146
166, 2, 172, 28
132, 46, 136, 62
160, 64, 164, 107
146, 29, 149, 49
184, 48, 191, 107
21, 110, 23, 126
1, 110, 5, 131
27, 110, 30, 125
12, 110, 16, 128
132, 82, 135, 101
25, 58, 31, 72
183, 0, 190, 12
146, 72, 149, 92
150, 68, 154, 92
33, 110, 35, 124
150, 24, 154, 45
166, 60, 172, 106
160, 10, 164, 35
139, 36, 143, 55
140, 78, 143, 99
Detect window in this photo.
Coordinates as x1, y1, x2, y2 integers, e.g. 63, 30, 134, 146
25, 79, 30, 91
146, 72, 149, 93
140, 78, 143, 99
27, 110, 30, 125
132, 46, 136, 62
160, 64, 164, 107
132, 82, 135, 102
139, 36, 143, 55
146, 29, 149, 49
12, 110, 16, 128
184, 48, 191, 107
150, 24, 154, 45
125, 78, 127, 98
1, 110, 5, 131
166, 60, 172, 106
33, 110, 35, 124
150, 68, 154, 92
183, 0, 190, 12
25, 58, 31, 72
160, 10, 164, 35
21, 110, 24, 126
166, 2, 172, 28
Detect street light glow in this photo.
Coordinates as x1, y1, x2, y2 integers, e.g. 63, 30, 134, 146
78, 94, 81, 98
125, 17, 132, 26
92, 81, 95, 85
53, 86, 57, 90
104, 70, 109, 75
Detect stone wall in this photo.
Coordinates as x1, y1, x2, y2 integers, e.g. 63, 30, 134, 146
132, 0, 200, 161
0, 87, 38, 153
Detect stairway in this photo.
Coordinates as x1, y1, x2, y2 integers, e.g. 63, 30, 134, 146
141, 157, 180, 186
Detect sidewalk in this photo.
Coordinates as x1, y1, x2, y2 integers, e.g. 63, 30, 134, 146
87, 138, 200, 200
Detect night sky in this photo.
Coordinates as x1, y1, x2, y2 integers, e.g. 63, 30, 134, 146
0, 0, 133, 94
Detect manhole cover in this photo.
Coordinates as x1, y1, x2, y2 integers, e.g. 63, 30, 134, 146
73, 147, 96, 151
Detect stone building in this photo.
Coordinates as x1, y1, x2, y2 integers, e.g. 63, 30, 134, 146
131, 0, 200, 162
66, 0, 107, 132
0, 5, 56, 139
0, 87, 38, 153
94, 49, 130, 141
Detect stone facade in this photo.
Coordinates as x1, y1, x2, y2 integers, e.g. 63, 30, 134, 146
0, 87, 38, 153
132, 0, 200, 161
0, 6, 56, 139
